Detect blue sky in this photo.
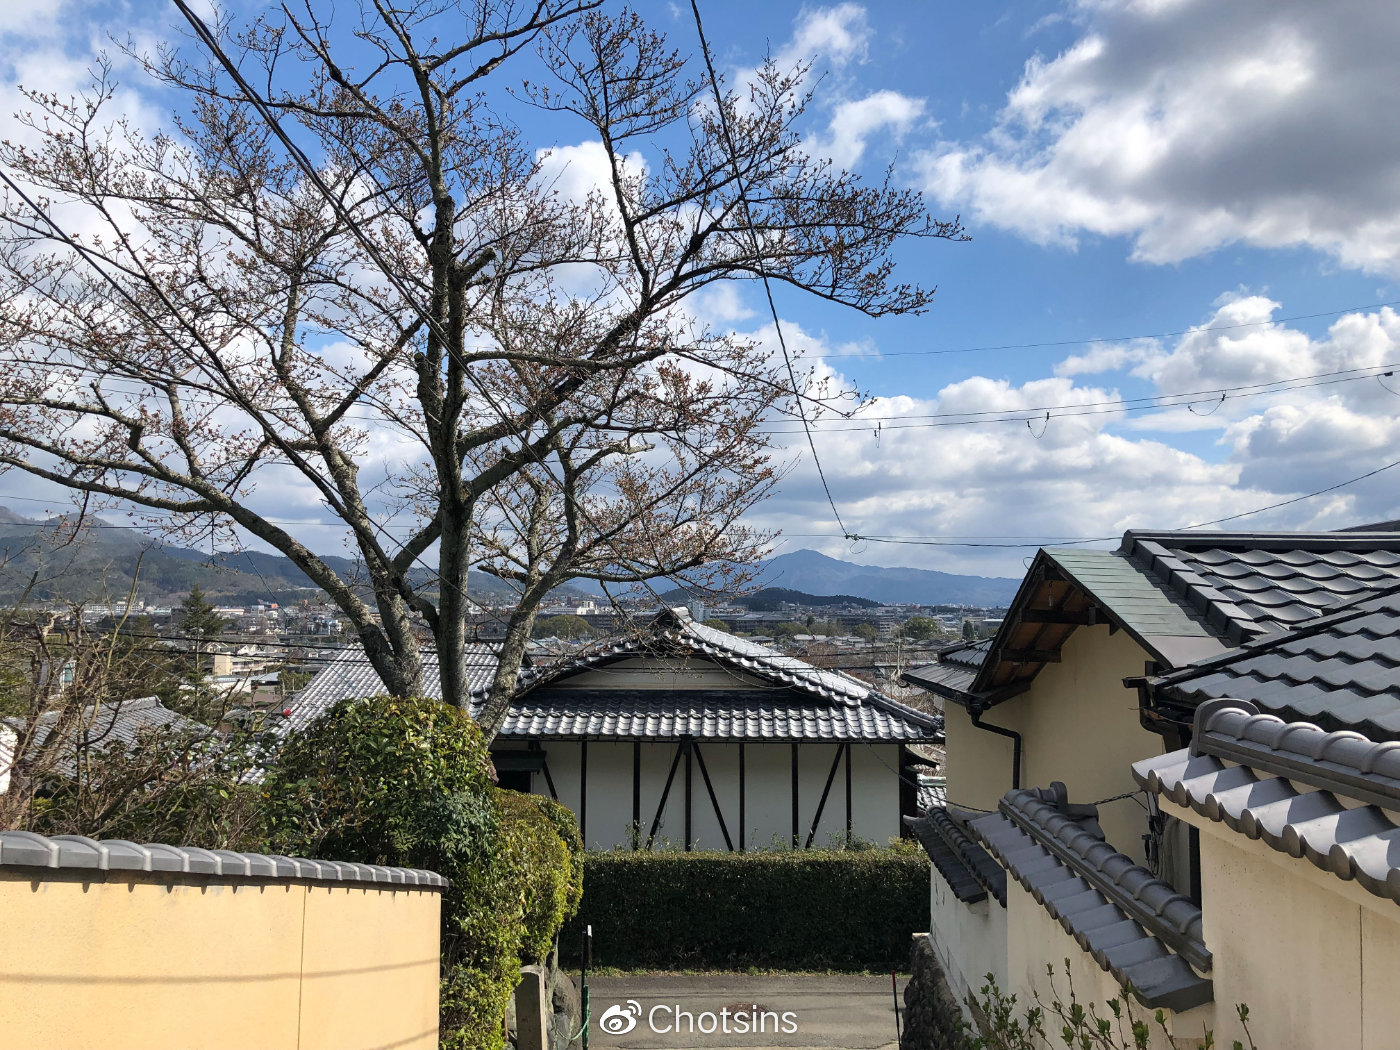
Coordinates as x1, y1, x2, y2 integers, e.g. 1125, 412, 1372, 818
4, 0, 1400, 580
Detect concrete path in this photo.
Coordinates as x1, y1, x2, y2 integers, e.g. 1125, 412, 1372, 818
585, 974, 904, 1050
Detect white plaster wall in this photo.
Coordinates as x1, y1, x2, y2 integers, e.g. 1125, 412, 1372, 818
849, 743, 901, 846
531, 740, 903, 851
929, 867, 1007, 1015
796, 743, 846, 849
688, 742, 741, 851
581, 742, 633, 852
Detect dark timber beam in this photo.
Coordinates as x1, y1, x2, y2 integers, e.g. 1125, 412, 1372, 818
1002, 648, 1062, 664
541, 758, 558, 801
646, 743, 686, 851
692, 743, 735, 852
739, 742, 747, 853
791, 743, 800, 849
1021, 608, 1098, 626
684, 739, 693, 852
805, 746, 845, 849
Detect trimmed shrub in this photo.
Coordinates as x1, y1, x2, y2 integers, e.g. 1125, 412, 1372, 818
561, 848, 927, 972
261, 697, 582, 1050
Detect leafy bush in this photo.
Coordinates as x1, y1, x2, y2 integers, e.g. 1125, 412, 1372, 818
261, 696, 582, 1050
966, 967, 1257, 1050
561, 848, 926, 971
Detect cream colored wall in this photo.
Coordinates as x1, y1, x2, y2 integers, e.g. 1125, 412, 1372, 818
1168, 798, 1400, 1050
929, 864, 1007, 1012
1002, 876, 1210, 1049
942, 702, 1013, 813
0, 871, 441, 1050
947, 626, 1166, 863
535, 740, 901, 850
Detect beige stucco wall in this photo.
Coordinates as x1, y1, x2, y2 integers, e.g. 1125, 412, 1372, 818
944, 625, 1166, 864
537, 740, 901, 850
1167, 797, 1400, 1050
1002, 875, 1211, 1049
0, 870, 441, 1050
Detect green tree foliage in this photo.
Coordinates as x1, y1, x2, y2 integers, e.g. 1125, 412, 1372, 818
900, 616, 939, 641
261, 696, 581, 1050
853, 622, 880, 642
963, 619, 976, 641
702, 617, 731, 632
175, 586, 230, 640
531, 614, 594, 640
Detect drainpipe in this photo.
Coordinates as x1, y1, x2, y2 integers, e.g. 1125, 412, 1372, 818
969, 706, 1022, 791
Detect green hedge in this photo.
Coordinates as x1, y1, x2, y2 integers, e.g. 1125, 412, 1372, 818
261, 697, 583, 1050
562, 849, 927, 972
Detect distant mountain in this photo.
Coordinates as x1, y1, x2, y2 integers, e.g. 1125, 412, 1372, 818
0, 508, 586, 606
755, 549, 1018, 607
658, 585, 881, 610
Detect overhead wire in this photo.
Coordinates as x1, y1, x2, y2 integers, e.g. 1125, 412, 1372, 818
688, 0, 852, 540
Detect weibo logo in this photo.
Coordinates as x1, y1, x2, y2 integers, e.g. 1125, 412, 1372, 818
598, 1000, 642, 1035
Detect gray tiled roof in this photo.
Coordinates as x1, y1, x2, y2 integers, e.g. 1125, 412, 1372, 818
4, 696, 209, 778
903, 640, 990, 701
1145, 585, 1400, 739
1122, 531, 1400, 643
0, 830, 446, 888
285, 613, 940, 742
506, 610, 886, 707
906, 805, 1007, 906
970, 784, 1212, 1012
504, 688, 936, 741
1134, 699, 1400, 906
281, 644, 503, 735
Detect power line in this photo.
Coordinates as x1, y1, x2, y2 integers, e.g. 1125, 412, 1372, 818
810, 298, 1400, 360
689, 0, 852, 539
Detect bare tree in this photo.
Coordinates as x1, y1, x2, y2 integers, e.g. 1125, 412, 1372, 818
0, 2, 964, 739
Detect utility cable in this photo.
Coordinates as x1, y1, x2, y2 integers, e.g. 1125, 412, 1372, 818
689, 0, 852, 540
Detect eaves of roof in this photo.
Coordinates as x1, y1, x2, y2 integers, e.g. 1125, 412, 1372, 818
969, 783, 1212, 1013
905, 805, 1007, 906
1134, 698, 1400, 906
967, 547, 1223, 706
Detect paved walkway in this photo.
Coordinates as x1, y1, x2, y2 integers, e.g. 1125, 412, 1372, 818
585, 974, 904, 1050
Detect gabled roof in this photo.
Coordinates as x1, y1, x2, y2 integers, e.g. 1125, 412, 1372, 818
285, 612, 941, 743
282, 644, 505, 736
944, 528, 1400, 712
1143, 583, 1400, 739
493, 609, 941, 741
969, 783, 1212, 1012
4, 696, 208, 778
966, 546, 1222, 707
1134, 699, 1400, 906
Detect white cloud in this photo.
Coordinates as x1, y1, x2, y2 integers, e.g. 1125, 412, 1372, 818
808, 90, 926, 168
750, 294, 1400, 576
918, 1, 1400, 272
778, 4, 872, 70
